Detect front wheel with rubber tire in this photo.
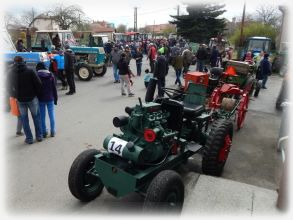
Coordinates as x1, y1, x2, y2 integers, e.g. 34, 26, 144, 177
143, 170, 184, 213
68, 149, 104, 202
93, 65, 107, 77
76, 63, 93, 81
202, 119, 233, 176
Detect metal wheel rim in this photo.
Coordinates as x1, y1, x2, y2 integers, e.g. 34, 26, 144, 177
218, 134, 232, 162
94, 68, 103, 74
83, 160, 101, 193
79, 67, 89, 79
237, 94, 249, 129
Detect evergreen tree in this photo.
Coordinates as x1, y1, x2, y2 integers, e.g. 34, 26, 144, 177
170, 4, 227, 43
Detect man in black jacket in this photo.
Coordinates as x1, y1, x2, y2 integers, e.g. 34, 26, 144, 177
260, 53, 272, 89
154, 51, 168, 97
64, 46, 76, 95
196, 44, 208, 72
10, 56, 43, 144
117, 53, 134, 97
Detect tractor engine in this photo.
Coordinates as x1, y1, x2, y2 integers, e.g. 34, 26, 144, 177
103, 102, 180, 165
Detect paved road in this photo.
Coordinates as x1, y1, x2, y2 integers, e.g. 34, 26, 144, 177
4, 57, 283, 215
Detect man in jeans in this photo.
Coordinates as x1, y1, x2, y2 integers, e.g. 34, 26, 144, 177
10, 56, 43, 144
196, 44, 208, 72
117, 53, 134, 97
110, 45, 122, 83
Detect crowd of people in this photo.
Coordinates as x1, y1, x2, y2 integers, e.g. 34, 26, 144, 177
7, 43, 77, 145
103, 37, 236, 98
7, 56, 58, 144
49, 36, 272, 98
8, 36, 273, 144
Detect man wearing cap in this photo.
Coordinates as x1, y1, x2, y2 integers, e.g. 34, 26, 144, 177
64, 45, 76, 95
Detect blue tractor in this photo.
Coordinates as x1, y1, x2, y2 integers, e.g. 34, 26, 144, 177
31, 30, 107, 81
3, 28, 50, 69
240, 36, 271, 59
2, 28, 50, 111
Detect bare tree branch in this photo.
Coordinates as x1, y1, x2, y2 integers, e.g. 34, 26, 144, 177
4, 12, 20, 28
46, 4, 85, 30
255, 5, 282, 27
20, 8, 39, 27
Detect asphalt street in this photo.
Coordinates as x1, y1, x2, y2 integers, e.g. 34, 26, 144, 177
4, 57, 284, 215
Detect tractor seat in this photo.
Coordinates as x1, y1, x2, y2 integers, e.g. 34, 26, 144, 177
183, 103, 205, 118
208, 77, 219, 86
182, 82, 207, 118
210, 67, 223, 80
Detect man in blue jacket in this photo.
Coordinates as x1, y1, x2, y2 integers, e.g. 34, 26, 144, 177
260, 53, 272, 89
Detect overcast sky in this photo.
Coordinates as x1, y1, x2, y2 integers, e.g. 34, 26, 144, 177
2, 0, 289, 28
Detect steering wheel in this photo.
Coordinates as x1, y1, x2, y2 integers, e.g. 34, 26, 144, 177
161, 87, 184, 99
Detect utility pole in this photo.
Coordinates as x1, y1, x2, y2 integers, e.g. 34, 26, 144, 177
239, 1, 246, 47
152, 20, 155, 39
134, 7, 137, 32
32, 7, 35, 28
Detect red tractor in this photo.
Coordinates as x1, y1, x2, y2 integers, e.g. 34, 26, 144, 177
182, 61, 256, 130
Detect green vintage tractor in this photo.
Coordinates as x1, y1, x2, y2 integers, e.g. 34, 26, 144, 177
31, 30, 107, 81
68, 79, 234, 212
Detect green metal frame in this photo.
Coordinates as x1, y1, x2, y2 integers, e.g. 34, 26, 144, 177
92, 144, 202, 198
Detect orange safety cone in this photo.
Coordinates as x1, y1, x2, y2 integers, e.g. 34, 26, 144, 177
225, 66, 236, 76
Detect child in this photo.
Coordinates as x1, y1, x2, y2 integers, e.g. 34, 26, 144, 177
144, 69, 153, 88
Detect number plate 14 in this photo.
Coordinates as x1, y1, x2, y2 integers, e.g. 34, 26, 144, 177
107, 137, 128, 156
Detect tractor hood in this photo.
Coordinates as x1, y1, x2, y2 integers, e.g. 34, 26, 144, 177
70, 46, 105, 54
4, 52, 50, 69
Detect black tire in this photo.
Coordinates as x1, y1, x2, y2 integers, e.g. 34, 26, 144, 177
68, 149, 104, 202
76, 63, 93, 81
202, 119, 233, 176
93, 65, 107, 77
143, 170, 184, 213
